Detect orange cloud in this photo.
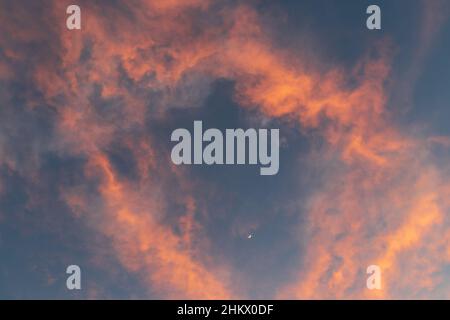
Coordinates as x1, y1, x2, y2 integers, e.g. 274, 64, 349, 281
2, 0, 449, 299
78, 152, 233, 298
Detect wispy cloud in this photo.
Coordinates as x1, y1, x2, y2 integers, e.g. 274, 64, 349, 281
0, 0, 449, 299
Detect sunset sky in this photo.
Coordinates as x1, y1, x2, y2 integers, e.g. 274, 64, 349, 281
0, 0, 449, 299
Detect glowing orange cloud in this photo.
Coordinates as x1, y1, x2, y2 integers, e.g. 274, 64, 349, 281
1, 0, 449, 299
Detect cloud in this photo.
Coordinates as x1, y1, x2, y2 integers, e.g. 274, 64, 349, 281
0, 0, 449, 299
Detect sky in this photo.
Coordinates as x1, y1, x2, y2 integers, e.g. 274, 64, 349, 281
0, 0, 449, 299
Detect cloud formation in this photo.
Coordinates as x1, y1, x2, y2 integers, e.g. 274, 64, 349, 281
0, 0, 449, 299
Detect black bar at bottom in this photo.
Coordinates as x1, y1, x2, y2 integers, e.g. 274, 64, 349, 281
1, 300, 447, 319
